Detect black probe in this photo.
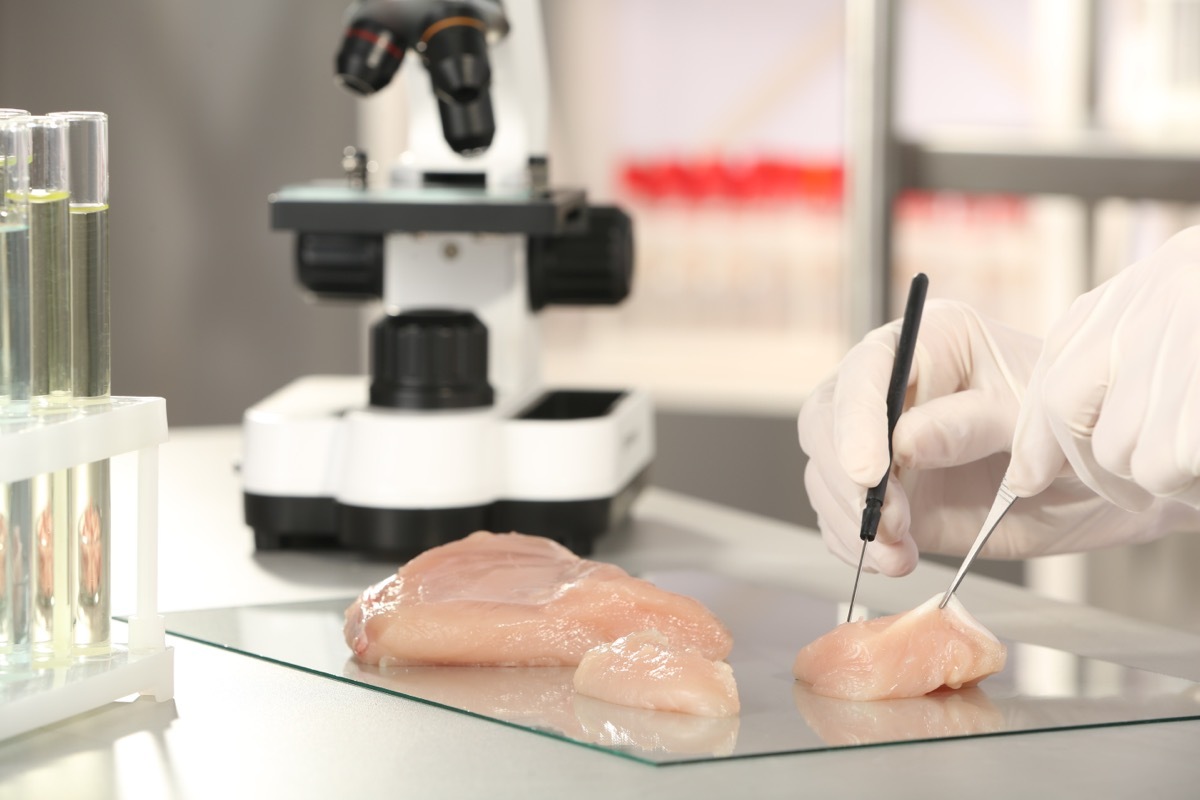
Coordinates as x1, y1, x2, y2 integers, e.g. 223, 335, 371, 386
846, 272, 929, 624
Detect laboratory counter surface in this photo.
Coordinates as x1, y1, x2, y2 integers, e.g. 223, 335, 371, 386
3, 426, 1200, 799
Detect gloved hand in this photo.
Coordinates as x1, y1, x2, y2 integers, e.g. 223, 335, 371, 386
798, 298, 1197, 577
1008, 226, 1200, 513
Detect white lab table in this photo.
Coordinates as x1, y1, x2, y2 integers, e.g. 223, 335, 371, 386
3, 426, 1200, 799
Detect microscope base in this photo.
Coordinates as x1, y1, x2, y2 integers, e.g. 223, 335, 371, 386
240, 375, 655, 558
244, 467, 648, 557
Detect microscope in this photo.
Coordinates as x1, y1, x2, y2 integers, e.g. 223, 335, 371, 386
240, 0, 654, 557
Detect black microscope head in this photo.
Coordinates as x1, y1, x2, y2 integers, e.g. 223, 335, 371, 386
335, 0, 507, 155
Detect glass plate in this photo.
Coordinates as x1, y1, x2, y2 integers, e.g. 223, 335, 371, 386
156, 571, 1200, 765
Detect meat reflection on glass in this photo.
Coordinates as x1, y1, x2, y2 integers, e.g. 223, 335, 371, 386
0, 511, 7, 597
344, 660, 581, 732
794, 682, 1004, 745
0, 511, 7, 650
341, 659, 740, 757
77, 502, 102, 603
35, 506, 53, 606
572, 694, 740, 756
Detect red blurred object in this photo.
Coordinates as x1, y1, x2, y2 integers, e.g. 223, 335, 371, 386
617, 156, 1024, 219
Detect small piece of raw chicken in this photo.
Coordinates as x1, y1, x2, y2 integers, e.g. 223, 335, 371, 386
573, 630, 740, 718
345, 532, 733, 667
793, 595, 1007, 701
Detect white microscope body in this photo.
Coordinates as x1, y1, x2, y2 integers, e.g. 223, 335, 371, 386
241, 0, 653, 556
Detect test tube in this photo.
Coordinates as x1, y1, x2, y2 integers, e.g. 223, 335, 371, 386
26, 116, 72, 660
53, 111, 111, 652
0, 109, 31, 415
54, 112, 109, 400
28, 116, 71, 406
0, 114, 33, 666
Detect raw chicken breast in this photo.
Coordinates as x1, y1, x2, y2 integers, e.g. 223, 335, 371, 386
792, 595, 1007, 701
573, 630, 740, 718
345, 532, 733, 667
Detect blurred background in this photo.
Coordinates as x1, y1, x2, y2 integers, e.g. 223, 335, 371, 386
2, 0, 1197, 633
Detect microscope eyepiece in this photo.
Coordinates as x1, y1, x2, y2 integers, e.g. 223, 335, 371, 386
335, 19, 405, 96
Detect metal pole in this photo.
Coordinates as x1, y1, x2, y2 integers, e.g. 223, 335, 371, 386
845, 0, 897, 342
1081, 0, 1100, 290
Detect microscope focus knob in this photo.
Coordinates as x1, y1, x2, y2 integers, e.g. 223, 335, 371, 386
370, 310, 494, 409
527, 205, 633, 311
295, 233, 384, 299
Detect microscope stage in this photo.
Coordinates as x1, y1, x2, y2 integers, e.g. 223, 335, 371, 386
270, 183, 587, 235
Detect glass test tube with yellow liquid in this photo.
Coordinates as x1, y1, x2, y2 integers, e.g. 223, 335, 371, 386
1, 112, 33, 666
53, 111, 112, 653
27, 116, 72, 660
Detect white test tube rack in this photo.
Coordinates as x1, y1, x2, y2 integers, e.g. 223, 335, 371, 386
0, 397, 173, 741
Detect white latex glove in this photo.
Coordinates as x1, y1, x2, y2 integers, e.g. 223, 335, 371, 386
1007, 226, 1200, 512
798, 299, 1196, 577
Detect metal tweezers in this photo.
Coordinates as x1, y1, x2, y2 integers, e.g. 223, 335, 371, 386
938, 479, 1017, 609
